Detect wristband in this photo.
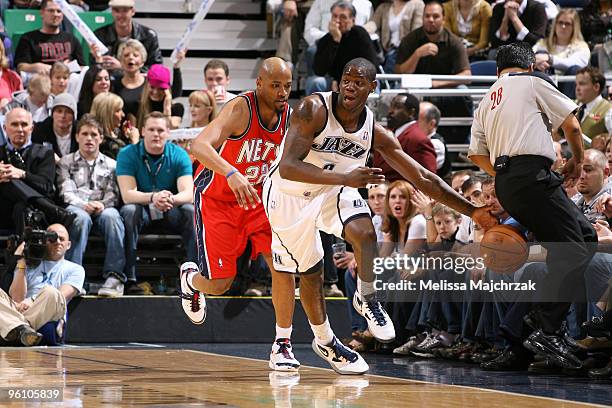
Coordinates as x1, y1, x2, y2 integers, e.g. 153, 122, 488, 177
226, 168, 238, 179
150, 192, 155, 203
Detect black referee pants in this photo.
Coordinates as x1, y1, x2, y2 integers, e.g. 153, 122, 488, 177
495, 155, 597, 334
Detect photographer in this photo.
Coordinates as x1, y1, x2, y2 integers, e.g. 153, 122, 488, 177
0, 224, 84, 347
0, 108, 76, 234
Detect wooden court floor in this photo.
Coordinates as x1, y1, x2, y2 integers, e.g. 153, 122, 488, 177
0, 347, 607, 407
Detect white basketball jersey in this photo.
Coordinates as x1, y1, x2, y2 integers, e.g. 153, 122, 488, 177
270, 92, 375, 196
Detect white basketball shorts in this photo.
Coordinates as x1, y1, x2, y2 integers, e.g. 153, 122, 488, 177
262, 179, 371, 274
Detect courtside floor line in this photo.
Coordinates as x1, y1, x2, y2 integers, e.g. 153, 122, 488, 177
184, 349, 609, 408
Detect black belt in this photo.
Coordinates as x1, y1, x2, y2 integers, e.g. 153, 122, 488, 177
494, 155, 553, 172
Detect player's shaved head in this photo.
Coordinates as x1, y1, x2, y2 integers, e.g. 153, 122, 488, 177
258, 57, 292, 81
256, 57, 292, 113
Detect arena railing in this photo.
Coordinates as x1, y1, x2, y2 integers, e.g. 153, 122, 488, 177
371, 73, 612, 152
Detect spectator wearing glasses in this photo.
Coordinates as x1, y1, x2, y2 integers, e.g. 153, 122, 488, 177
533, 9, 590, 98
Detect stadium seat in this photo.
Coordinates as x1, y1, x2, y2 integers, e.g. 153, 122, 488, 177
470, 60, 497, 76
71, 12, 113, 65
3, 9, 42, 51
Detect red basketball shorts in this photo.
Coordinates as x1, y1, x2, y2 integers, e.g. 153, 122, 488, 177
194, 195, 272, 280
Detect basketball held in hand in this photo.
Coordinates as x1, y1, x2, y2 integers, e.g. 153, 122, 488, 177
480, 225, 529, 275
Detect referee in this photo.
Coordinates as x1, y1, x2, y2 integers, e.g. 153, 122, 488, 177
468, 42, 597, 370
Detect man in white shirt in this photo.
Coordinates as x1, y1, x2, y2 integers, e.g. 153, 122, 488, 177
203, 59, 237, 110
469, 42, 596, 371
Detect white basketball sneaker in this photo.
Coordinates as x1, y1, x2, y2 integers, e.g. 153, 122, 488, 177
179, 262, 206, 325
269, 338, 300, 372
353, 291, 395, 343
312, 336, 369, 375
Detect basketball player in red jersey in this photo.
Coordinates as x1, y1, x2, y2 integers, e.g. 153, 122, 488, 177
178, 57, 301, 371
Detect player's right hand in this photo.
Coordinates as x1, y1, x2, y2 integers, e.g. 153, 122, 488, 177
227, 171, 261, 209
343, 167, 385, 188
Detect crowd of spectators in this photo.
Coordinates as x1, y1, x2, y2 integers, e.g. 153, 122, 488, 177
0, 0, 609, 379
0, 0, 249, 300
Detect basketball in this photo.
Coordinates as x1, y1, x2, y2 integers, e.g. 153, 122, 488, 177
480, 225, 529, 275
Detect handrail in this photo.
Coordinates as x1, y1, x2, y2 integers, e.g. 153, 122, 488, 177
368, 89, 488, 98
376, 73, 612, 84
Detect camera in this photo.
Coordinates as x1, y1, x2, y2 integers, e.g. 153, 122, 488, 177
6, 208, 58, 266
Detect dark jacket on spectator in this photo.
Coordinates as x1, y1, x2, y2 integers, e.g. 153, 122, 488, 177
313, 25, 380, 81
373, 122, 437, 181
94, 21, 163, 68
0, 143, 56, 198
32, 117, 78, 159
489, 0, 547, 48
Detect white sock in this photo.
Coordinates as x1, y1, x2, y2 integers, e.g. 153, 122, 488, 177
276, 324, 292, 341
357, 278, 376, 300
310, 317, 334, 346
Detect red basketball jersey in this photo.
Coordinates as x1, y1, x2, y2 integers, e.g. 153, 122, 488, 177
194, 91, 290, 201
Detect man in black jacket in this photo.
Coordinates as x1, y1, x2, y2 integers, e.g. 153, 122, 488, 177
489, 0, 547, 50
0, 108, 75, 234
93, 0, 163, 69
32, 93, 78, 161
306, 0, 379, 95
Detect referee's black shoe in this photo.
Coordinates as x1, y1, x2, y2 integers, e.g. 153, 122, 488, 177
523, 330, 582, 369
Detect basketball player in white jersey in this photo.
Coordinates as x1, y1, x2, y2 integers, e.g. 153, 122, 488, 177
263, 58, 497, 374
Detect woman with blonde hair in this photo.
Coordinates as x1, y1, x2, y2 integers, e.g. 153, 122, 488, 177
533, 8, 590, 97
0, 39, 22, 111
189, 89, 218, 127
90, 92, 139, 159
443, 0, 492, 58
111, 39, 147, 125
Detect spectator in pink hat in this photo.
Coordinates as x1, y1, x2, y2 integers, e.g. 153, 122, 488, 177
137, 63, 185, 130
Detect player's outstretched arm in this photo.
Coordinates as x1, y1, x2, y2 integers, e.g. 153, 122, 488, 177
190, 97, 260, 209
279, 96, 385, 187
374, 124, 497, 229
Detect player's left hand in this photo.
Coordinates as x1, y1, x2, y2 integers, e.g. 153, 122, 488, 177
561, 157, 582, 184
471, 205, 498, 232
227, 171, 260, 209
